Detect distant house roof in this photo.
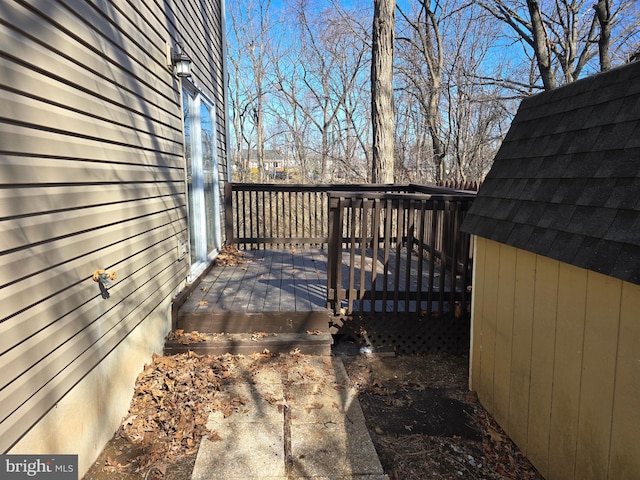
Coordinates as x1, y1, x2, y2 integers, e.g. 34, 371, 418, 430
240, 149, 286, 161
462, 61, 640, 285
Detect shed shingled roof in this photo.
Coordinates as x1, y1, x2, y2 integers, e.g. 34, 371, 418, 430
461, 61, 640, 286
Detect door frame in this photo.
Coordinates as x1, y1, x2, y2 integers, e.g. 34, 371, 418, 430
181, 82, 223, 282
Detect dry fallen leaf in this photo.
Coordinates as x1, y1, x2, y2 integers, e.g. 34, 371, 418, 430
251, 331, 268, 341
151, 463, 169, 477
104, 456, 122, 470
115, 351, 233, 470
214, 244, 251, 266
487, 424, 504, 443
305, 402, 324, 413
121, 414, 137, 429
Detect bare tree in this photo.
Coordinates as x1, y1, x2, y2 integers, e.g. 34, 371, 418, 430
371, 0, 396, 183
396, 0, 447, 181
443, 5, 512, 181
476, 0, 640, 89
226, 0, 638, 186
394, 1, 512, 184
227, 0, 277, 180
271, 0, 369, 182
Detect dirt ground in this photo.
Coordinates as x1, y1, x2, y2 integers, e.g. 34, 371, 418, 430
82, 350, 542, 480
341, 353, 542, 480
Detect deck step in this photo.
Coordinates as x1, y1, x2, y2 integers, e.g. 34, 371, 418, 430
163, 332, 333, 356
176, 310, 331, 334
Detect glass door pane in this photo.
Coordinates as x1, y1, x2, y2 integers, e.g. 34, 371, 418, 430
182, 89, 198, 266
200, 101, 222, 253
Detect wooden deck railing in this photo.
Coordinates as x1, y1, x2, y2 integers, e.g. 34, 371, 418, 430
326, 188, 475, 317
224, 183, 475, 318
224, 183, 419, 248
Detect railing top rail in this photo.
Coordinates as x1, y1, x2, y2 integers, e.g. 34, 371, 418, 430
228, 183, 476, 201
327, 191, 476, 202
229, 182, 415, 193
230, 182, 476, 197
408, 183, 479, 196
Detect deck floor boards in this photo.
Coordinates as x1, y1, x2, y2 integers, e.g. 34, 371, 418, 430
177, 247, 464, 333
177, 249, 331, 333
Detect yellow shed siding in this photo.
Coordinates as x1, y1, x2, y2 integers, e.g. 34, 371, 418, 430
526, 255, 559, 477
478, 238, 500, 412
471, 237, 640, 480
548, 263, 587, 480
508, 248, 536, 452
609, 282, 640, 479
493, 243, 517, 430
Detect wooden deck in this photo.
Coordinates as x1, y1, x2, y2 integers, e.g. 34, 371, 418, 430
176, 246, 464, 331
176, 249, 331, 333
173, 247, 470, 355
175, 184, 474, 355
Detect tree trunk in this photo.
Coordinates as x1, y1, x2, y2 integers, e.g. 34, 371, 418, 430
526, 0, 556, 90
371, 0, 395, 184
595, 0, 612, 71
256, 100, 265, 182
427, 87, 446, 182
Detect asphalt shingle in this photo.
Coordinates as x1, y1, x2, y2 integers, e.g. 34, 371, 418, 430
462, 61, 640, 286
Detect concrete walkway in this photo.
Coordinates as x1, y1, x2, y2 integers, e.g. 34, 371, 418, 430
191, 355, 389, 480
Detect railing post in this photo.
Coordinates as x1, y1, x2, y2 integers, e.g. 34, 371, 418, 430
224, 182, 234, 245
326, 194, 341, 313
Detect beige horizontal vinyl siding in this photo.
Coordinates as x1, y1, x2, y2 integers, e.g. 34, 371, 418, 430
172, 0, 229, 182
128, 0, 229, 222
170, 0, 229, 235
0, 0, 231, 452
470, 237, 640, 480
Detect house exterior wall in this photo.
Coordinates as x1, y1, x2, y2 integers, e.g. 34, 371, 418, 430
470, 236, 640, 480
0, 0, 227, 474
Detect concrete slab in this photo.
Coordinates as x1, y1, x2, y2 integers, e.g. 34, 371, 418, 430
286, 356, 337, 383
291, 476, 389, 480
192, 421, 285, 479
288, 389, 365, 426
190, 356, 388, 480
290, 421, 385, 477
225, 357, 284, 384
209, 383, 284, 423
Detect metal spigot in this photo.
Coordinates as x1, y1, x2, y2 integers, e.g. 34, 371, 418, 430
92, 269, 116, 299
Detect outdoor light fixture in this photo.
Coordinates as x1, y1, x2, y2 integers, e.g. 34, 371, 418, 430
168, 41, 192, 78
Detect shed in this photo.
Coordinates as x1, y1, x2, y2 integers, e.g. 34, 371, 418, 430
0, 1, 229, 475
461, 60, 640, 479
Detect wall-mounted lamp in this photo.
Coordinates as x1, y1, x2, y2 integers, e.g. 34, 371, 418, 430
168, 42, 192, 78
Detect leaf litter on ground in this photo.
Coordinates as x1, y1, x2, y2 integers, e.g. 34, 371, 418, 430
213, 244, 252, 266
84, 351, 543, 480
341, 354, 543, 480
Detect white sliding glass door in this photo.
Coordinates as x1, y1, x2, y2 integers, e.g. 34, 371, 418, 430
182, 86, 222, 279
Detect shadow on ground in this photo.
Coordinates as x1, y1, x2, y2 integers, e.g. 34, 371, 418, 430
83, 350, 542, 480
340, 352, 543, 480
